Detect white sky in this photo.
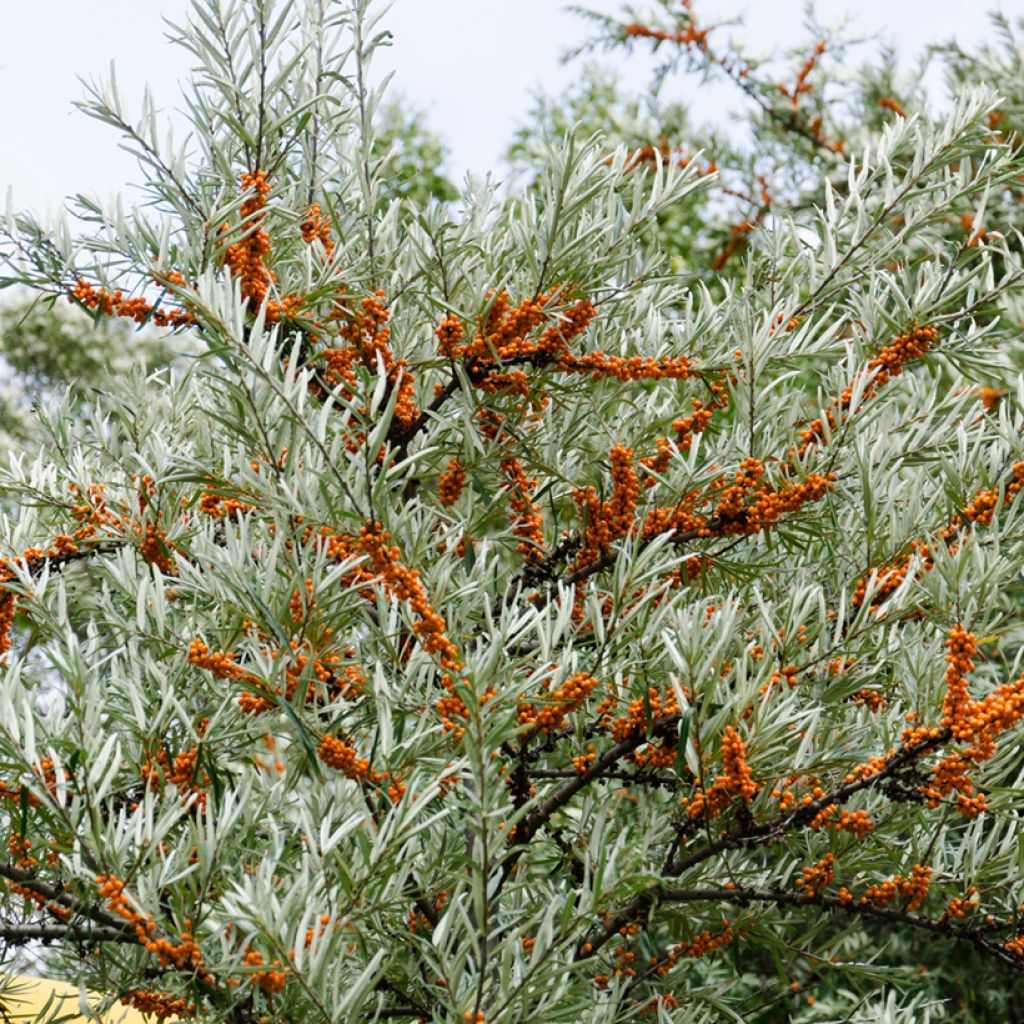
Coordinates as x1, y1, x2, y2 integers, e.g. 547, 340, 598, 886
2, 0, 1022, 215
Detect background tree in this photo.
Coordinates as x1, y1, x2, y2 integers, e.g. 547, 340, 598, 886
0, 296, 180, 455
1, 3, 1024, 1024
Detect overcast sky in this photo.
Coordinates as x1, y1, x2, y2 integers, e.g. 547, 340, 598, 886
2, 0, 1021, 215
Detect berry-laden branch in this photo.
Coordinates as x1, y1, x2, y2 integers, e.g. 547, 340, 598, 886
573, 624, 1024, 973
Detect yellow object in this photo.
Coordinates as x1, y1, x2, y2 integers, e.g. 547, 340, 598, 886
0, 974, 149, 1023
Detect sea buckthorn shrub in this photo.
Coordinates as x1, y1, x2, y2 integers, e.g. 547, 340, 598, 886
2, 2, 1024, 1022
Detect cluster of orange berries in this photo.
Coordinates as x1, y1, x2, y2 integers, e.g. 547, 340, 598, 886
242, 948, 287, 995
8, 878, 70, 922
633, 738, 677, 770
500, 457, 546, 562
517, 672, 599, 735
719, 726, 758, 802
97, 875, 214, 985
469, 288, 563, 360
850, 688, 887, 712
878, 95, 907, 118
843, 753, 891, 786
223, 171, 275, 309
8, 832, 35, 869
556, 349, 692, 382
808, 803, 837, 829
69, 278, 195, 328
288, 579, 315, 624
406, 908, 432, 935
779, 40, 826, 106
714, 458, 765, 522
870, 325, 938, 386
941, 889, 978, 922
918, 625, 1024, 816
797, 853, 836, 897
701, 459, 833, 538
440, 288, 693, 399
947, 464, 1024, 538
439, 459, 466, 506
741, 473, 833, 534
638, 438, 673, 483
573, 445, 641, 570
476, 368, 533, 399
860, 865, 932, 912
624, 17, 708, 52
359, 522, 461, 671
436, 674, 472, 738
191, 629, 362, 718
471, 289, 594, 368
941, 625, 976, 734
0, 591, 15, 663
758, 663, 799, 699
834, 809, 874, 836
300, 203, 335, 257
189, 640, 255, 683
853, 464, 1024, 612
644, 993, 680, 1013
684, 727, 758, 820
618, 138, 698, 173
851, 540, 930, 611
138, 522, 176, 575
771, 775, 827, 813
142, 743, 209, 810
323, 291, 421, 433
1, 532, 89, 660
198, 490, 254, 519
446, 534, 471, 559
317, 735, 371, 781
607, 446, 640, 538
668, 922, 735, 964
305, 912, 338, 947
607, 687, 680, 742
612, 941, 637, 977
798, 325, 937, 461
435, 314, 464, 357
670, 397, 717, 454
120, 989, 195, 1020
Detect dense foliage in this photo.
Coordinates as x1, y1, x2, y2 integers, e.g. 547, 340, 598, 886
2, 2, 1024, 1022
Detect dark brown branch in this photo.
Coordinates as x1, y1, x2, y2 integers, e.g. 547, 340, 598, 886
0, 862, 126, 934
529, 768, 676, 786
654, 886, 1020, 968
0, 921, 132, 944
394, 376, 461, 452
5, 541, 123, 585
498, 714, 682, 889
0, 860, 134, 937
